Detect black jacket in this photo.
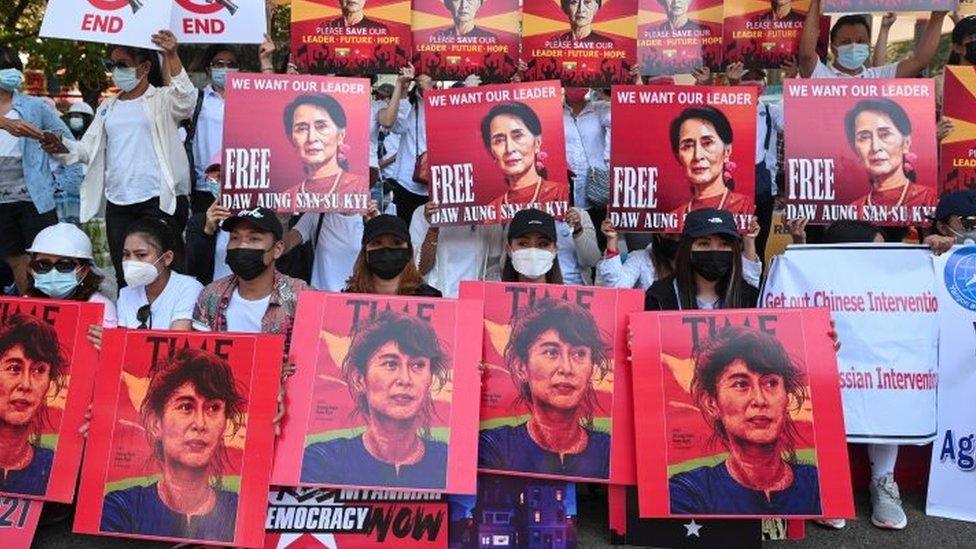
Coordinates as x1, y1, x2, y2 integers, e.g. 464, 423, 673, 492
186, 213, 218, 286
644, 275, 759, 311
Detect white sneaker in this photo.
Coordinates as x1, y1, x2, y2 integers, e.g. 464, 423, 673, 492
813, 518, 847, 529
870, 473, 908, 530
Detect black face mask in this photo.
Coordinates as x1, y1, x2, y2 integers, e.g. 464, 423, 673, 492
656, 238, 680, 261
226, 248, 270, 281
966, 42, 976, 65
690, 250, 734, 282
366, 247, 412, 280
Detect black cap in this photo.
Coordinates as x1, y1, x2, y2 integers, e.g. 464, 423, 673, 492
374, 83, 394, 99
362, 214, 410, 245
221, 207, 283, 241
682, 208, 741, 240
953, 16, 976, 44
508, 208, 557, 242
933, 190, 976, 222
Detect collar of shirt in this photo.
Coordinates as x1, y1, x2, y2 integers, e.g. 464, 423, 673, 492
214, 270, 289, 328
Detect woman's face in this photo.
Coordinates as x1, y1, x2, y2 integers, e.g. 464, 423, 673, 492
365, 233, 409, 252
0, 344, 51, 428
291, 104, 344, 169
677, 118, 731, 188
665, 0, 689, 18
691, 235, 733, 251
508, 232, 556, 254
122, 233, 171, 270
358, 341, 433, 422
109, 48, 148, 80
449, 0, 482, 24
30, 252, 89, 284
566, 0, 600, 28
153, 382, 227, 470
521, 329, 593, 412
707, 359, 788, 447
489, 114, 541, 180
852, 110, 910, 180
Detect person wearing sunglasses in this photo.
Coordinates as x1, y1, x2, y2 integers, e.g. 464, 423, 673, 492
117, 218, 202, 331
924, 190, 976, 255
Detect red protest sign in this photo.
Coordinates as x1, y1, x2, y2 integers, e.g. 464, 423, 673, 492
607, 85, 757, 232
784, 78, 939, 226
0, 497, 43, 549
423, 81, 570, 225
291, 0, 412, 75
459, 281, 644, 484
637, 0, 724, 76
74, 330, 284, 547
0, 298, 103, 503
220, 73, 371, 214
522, 0, 637, 87
412, 0, 521, 82
941, 65, 976, 193
721, 0, 827, 70
272, 292, 482, 494
630, 308, 854, 519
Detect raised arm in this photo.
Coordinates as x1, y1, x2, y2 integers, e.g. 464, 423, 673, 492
895, 11, 948, 78
798, 0, 824, 78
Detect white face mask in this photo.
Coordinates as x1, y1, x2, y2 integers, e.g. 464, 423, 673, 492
122, 258, 161, 288
510, 248, 556, 279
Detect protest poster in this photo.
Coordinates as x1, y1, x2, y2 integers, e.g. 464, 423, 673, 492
39, 0, 173, 49
264, 487, 447, 548
721, 0, 826, 70
637, 0, 723, 76
423, 81, 570, 226
171, 0, 268, 44
762, 244, 939, 444
0, 497, 42, 549
291, 0, 412, 75
607, 85, 757, 233
458, 281, 644, 483
0, 298, 103, 503
941, 65, 976, 193
521, 0, 637, 87
272, 292, 482, 494
412, 0, 521, 82
629, 308, 853, 519
220, 73, 371, 214
75, 330, 284, 547
783, 79, 939, 226
926, 246, 976, 522
448, 474, 577, 548
824, 0, 957, 12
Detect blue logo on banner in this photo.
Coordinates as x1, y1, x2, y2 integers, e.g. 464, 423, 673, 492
945, 247, 976, 312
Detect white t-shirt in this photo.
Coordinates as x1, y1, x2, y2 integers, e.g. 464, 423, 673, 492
225, 289, 269, 333
104, 97, 162, 205
556, 220, 583, 285
389, 99, 428, 196
88, 292, 119, 328
293, 212, 363, 291
117, 272, 203, 329
213, 230, 232, 281
0, 110, 28, 204
810, 59, 899, 80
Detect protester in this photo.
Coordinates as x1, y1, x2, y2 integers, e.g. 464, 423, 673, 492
185, 198, 233, 286
62, 102, 94, 140
924, 190, 976, 254
563, 87, 611, 247
501, 208, 564, 284
346, 214, 441, 296
281, 212, 365, 291
117, 218, 202, 330
557, 207, 600, 285
187, 45, 238, 216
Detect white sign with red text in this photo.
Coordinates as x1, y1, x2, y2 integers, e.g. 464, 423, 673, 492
39, 0, 173, 49
171, 0, 266, 44
762, 244, 939, 444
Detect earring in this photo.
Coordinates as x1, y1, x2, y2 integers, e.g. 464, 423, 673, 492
903, 152, 918, 174
723, 160, 737, 183
535, 150, 549, 172
338, 143, 351, 164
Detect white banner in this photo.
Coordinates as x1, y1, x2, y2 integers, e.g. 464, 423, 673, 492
171, 0, 267, 44
927, 245, 976, 522
39, 0, 173, 50
762, 244, 939, 444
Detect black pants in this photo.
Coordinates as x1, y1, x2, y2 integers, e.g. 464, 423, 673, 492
587, 206, 608, 253
190, 190, 216, 217
754, 193, 775, 266
392, 184, 428, 226
105, 196, 189, 287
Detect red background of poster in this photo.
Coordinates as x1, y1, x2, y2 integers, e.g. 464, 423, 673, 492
0, 497, 43, 549
273, 292, 482, 494
220, 73, 370, 214
423, 81, 570, 225
722, 0, 828, 70
941, 65, 976, 192
522, 0, 637, 87
607, 84, 757, 232
458, 281, 644, 484
74, 330, 283, 548
637, 0, 724, 75
783, 78, 939, 226
412, 0, 521, 82
291, 0, 412, 75
824, 0, 957, 12
629, 308, 854, 519
0, 298, 102, 503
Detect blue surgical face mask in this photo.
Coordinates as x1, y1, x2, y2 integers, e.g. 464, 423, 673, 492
33, 270, 80, 298
836, 43, 870, 71
0, 68, 23, 92
112, 66, 141, 93
210, 67, 238, 89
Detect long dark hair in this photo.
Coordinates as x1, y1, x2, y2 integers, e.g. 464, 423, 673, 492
124, 217, 185, 273
673, 235, 747, 310
669, 106, 735, 190
110, 45, 163, 88
649, 234, 678, 280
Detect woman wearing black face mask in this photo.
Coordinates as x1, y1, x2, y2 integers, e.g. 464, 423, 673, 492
644, 208, 758, 311
345, 214, 442, 296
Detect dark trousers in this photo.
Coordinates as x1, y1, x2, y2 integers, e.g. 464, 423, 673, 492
392, 184, 428, 226
105, 196, 189, 287
587, 206, 608, 253
190, 190, 216, 217
754, 193, 775, 266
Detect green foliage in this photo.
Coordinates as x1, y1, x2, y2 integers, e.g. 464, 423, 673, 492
887, 33, 953, 76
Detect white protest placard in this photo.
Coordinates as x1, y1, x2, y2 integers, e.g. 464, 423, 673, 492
171, 0, 267, 44
927, 246, 976, 522
39, 0, 173, 49
762, 244, 939, 444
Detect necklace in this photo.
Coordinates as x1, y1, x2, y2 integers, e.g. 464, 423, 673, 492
301, 172, 342, 195
503, 178, 543, 207
157, 479, 216, 519
527, 418, 588, 462
866, 182, 910, 208
363, 429, 425, 475
0, 443, 33, 473
686, 188, 728, 214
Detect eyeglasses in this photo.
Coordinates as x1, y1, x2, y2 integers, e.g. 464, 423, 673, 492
961, 216, 976, 231
136, 304, 152, 330
210, 60, 239, 69
29, 259, 79, 274
103, 60, 132, 72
